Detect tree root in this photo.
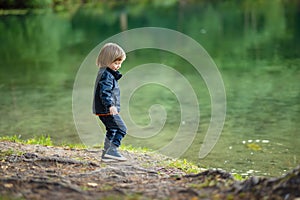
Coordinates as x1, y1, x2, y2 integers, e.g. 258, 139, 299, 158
6, 152, 99, 167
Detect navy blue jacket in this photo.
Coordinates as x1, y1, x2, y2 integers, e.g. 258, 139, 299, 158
93, 67, 122, 115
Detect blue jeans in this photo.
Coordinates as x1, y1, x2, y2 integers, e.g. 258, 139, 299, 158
99, 114, 127, 147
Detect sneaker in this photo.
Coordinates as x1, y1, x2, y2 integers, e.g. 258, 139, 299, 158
101, 137, 111, 158
104, 137, 111, 150
103, 144, 127, 161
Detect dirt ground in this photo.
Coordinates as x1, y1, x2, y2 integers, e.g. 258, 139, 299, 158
0, 141, 299, 200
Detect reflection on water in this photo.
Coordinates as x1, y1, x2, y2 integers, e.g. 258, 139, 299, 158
0, 1, 299, 177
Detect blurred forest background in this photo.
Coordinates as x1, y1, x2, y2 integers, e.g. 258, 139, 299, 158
0, 0, 299, 177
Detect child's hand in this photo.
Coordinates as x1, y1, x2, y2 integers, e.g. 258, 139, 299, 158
109, 106, 119, 115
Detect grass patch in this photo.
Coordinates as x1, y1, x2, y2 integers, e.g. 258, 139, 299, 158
0, 135, 85, 149
61, 142, 87, 149
0, 135, 52, 146
0, 135, 23, 143
26, 135, 53, 146
120, 144, 151, 153
0, 149, 15, 157
232, 173, 248, 181
119, 144, 204, 174
165, 158, 203, 174
0, 148, 23, 160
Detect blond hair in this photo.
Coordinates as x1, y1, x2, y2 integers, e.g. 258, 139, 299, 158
96, 43, 126, 67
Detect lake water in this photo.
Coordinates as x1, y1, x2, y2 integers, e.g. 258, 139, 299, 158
0, 1, 299, 177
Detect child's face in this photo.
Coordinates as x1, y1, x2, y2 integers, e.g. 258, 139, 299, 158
108, 58, 124, 71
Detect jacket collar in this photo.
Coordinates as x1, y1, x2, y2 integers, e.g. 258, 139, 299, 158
106, 67, 122, 80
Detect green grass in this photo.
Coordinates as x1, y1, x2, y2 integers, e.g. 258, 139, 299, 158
0, 135, 85, 149
60, 142, 87, 149
0, 135, 53, 146
164, 158, 204, 174
232, 173, 248, 181
26, 135, 53, 146
120, 144, 151, 153
0, 135, 23, 143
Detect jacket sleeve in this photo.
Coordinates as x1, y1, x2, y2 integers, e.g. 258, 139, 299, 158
99, 71, 114, 108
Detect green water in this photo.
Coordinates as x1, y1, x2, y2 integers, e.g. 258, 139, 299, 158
0, 1, 299, 177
